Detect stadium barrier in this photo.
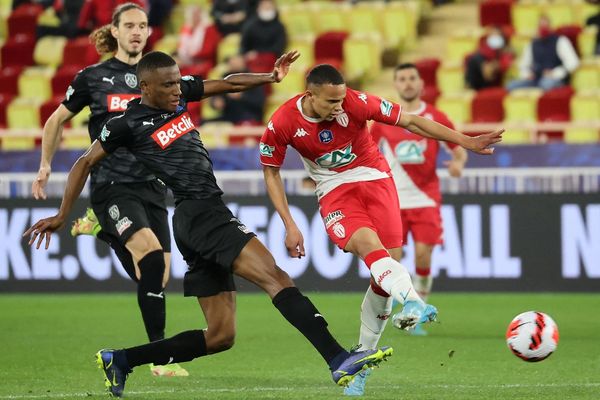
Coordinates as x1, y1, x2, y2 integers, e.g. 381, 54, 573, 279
1, 194, 598, 293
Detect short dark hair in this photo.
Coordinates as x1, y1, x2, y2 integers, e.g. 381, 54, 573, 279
394, 63, 420, 76
137, 51, 177, 78
306, 64, 345, 86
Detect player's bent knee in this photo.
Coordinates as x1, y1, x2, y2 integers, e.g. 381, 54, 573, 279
206, 331, 236, 354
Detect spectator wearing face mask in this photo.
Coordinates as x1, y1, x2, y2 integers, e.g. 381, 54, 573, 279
465, 26, 514, 90
507, 14, 579, 91
240, 0, 287, 62
211, 0, 249, 36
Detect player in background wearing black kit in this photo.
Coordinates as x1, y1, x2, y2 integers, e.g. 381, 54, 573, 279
25, 51, 394, 398
30, 3, 187, 377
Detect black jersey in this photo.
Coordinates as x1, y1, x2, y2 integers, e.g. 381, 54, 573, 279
62, 57, 155, 185
99, 76, 223, 203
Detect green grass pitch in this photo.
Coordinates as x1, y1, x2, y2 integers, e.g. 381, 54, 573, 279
0, 292, 598, 399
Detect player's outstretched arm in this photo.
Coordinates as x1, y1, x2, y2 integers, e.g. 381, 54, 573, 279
263, 165, 305, 258
24, 140, 107, 250
201, 51, 300, 98
398, 114, 504, 155
32, 105, 76, 200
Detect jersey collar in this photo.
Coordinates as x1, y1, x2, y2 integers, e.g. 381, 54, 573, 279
296, 95, 324, 123
404, 101, 426, 116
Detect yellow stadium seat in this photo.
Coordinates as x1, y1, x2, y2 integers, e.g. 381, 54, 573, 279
544, 3, 574, 29
343, 33, 383, 83
70, 106, 90, 128
510, 34, 534, 58
34, 36, 66, 67
264, 95, 287, 123
7, 97, 42, 129
217, 33, 241, 64
572, 63, 600, 92
574, 1, 599, 26
511, 3, 542, 36
37, 7, 60, 28
446, 33, 479, 63
435, 92, 473, 124
1, 136, 36, 150
347, 4, 382, 40
383, 2, 418, 47
0, 0, 11, 14
0, 11, 7, 40
287, 35, 315, 70
280, 7, 314, 38
18, 67, 54, 102
564, 127, 599, 143
570, 93, 600, 121
500, 128, 532, 144
311, 3, 350, 34
272, 69, 305, 97
178, 0, 210, 6
163, 4, 185, 35
61, 131, 91, 150
198, 122, 231, 148
153, 34, 179, 55
503, 89, 542, 123
437, 64, 465, 94
578, 27, 598, 60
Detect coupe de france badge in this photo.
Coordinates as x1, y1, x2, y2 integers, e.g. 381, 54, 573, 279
319, 129, 333, 143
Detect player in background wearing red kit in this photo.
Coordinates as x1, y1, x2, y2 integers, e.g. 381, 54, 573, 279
372, 63, 468, 336
260, 65, 501, 393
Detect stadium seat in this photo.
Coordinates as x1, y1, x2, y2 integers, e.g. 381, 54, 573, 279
564, 127, 599, 143
545, 3, 575, 29
471, 87, 507, 122
70, 105, 90, 128
272, 69, 305, 97
436, 92, 473, 124
18, 67, 54, 102
446, 32, 480, 63
198, 122, 231, 148
0, 93, 14, 127
510, 33, 534, 58
34, 36, 67, 67
500, 128, 532, 144
51, 65, 82, 96
348, 3, 383, 42
7, 3, 43, 36
247, 52, 278, 73
479, 0, 513, 27
7, 97, 42, 129
343, 33, 383, 83
162, 4, 184, 35
152, 34, 179, 55
578, 27, 598, 60
570, 92, 600, 121
0, 0, 11, 14
61, 130, 91, 150
216, 33, 240, 64
511, 3, 541, 36
503, 88, 542, 122
436, 63, 464, 94
311, 2, 349, 34
380, 2, 417, 50
415, 58, 440, 88
186, 100, 202, 125
0, 66, 24, 96
421, 86, 440, 105
537, 86, 574, 122
280, 6, 315, 38
40, 96, 63, 127
574, 1, 599, 26
0, 134, 36, 150
572, 62, 600, 92
1, 34, 36, 67
314, 31, 349, 65
62, 36, 100, 68
287, 35, 315, 70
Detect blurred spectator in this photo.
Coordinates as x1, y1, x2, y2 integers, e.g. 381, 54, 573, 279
177, 5, 221, 77
209, 55, 266, 124
211, 0, 249, 36
78, 0, 146, 33
586, 10, 600, 55
465, 26, 514, 90
241, 0, 287, 59
37, 0, 85, 38
146, 0, 173, 46
507, 15, 579, 91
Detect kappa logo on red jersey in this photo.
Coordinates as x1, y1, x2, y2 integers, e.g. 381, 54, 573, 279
107, 94, 141, 112
151, 113, 196, 149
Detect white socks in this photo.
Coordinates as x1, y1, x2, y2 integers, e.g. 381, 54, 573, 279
359, 285, 392, 349
413, 272, 433, 303
365, 249, 422, 305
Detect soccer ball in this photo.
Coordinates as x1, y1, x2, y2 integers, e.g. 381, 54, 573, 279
505, 311, 559, 362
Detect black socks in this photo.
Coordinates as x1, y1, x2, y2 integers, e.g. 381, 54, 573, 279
137, 250, 166, 342
124, 330, 207, 367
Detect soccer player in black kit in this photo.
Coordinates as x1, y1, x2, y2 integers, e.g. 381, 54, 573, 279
25, 51, 394, 397
30, 3, 186, 377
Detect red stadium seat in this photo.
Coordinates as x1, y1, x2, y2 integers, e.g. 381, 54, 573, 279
52, 65, 84, 96
471, 87, 507, 122
1, 34, 36, 67
421, 86, 440, 105
314, 31, 349, 65
0, 93, 15, 128
62, 36, 100, 67
40, 96, 65, 127
479, 0, 514, 27
7, 3, 43, 36
186, 100, 202, 126
414, 58, 440, 89
537, 86, 574, 122
246, 52, 278, 73
0, 66, 24, 96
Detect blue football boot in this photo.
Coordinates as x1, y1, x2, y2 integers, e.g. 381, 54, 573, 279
95, 349, 131, 397
392, 300, 438, 331
332, 346, 393, 387
343, 368, 372, 396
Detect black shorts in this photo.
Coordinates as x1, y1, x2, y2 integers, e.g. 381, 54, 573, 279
91, 180, 171, 252
173, 197, 255, 298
